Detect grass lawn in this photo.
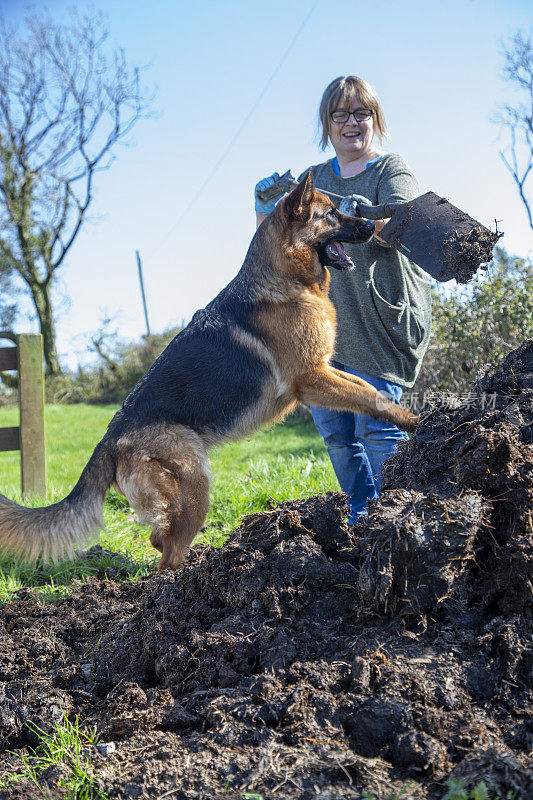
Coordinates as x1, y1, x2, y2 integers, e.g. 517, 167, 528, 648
0, 403, 336, 601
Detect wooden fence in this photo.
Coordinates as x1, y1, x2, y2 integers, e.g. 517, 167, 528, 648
0, 333, 46, 497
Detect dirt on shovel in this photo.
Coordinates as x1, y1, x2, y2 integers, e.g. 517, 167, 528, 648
0, 341, 531, 799
440, 225, 502, 283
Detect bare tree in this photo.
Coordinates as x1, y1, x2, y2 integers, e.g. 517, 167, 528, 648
0, 11, 151, 374
0, 270, 17, 332
495, 31, 533, 232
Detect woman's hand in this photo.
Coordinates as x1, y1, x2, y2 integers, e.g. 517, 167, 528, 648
339, 194, 391, 246
372, 218, 390, 245
255, 172, 284, 215
338, 193, 372, 216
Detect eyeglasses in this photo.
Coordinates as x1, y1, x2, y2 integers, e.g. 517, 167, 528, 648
330, 109, 374, 124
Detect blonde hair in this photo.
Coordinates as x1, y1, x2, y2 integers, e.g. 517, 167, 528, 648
318, 76, 388, 150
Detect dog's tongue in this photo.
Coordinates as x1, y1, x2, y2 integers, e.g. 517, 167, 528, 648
326, 241, 348, 261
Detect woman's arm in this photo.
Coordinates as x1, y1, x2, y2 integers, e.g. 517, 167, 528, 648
377, 156, 419, 206
374, 156, 419, 245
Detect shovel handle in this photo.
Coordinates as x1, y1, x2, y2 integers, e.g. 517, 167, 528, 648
258, 174, 405, 221
317, 191, 405, 219
354, 201, 404, 220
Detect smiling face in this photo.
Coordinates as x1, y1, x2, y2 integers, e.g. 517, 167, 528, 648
328, 105, 375, 162
318, 76, 387, 160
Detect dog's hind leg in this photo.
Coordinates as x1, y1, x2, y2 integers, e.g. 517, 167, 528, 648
158, 474, 210, 571
150, 525, 164, 553
115, 425, 211, 571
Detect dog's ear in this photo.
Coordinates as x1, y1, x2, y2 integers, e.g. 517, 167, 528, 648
283, 170, 314, 221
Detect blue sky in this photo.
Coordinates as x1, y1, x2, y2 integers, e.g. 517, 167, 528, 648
3, 0, 532, 368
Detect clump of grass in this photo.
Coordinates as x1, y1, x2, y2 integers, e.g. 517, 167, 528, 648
443, 779, 517, 800
361, 781, 518, 800
1, 715, 110, 799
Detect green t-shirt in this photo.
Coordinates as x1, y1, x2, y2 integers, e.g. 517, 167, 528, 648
299, 155, 432, 388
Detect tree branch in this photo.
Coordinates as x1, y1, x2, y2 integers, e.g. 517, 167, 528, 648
0, 10, 152, 373
496, 31, 533, 232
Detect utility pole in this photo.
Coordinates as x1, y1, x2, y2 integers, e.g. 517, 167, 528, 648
136, 250, 151, 336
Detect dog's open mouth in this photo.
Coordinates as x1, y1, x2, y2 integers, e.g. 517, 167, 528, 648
317, 240, 354, 270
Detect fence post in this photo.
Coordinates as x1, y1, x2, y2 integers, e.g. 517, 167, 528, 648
17, 334, 46, 497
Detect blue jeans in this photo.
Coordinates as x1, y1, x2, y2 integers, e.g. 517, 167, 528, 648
310, 362, 407, 524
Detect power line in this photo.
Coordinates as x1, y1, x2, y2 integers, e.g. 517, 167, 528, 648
151, 0, 320, 257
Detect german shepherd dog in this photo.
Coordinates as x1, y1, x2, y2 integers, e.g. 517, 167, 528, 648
0, 173, 416, 571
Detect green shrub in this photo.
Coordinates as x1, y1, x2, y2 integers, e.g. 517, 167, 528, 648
46, 327, 181, 404
416, 248, 532, 395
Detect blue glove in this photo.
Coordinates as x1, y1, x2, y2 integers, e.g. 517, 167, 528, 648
254, 172, 283, 214
338, 193, 373, 217
339, 193, 391, 247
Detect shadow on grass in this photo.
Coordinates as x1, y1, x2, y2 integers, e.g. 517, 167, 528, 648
0, 544, 153, 605
270, 417, 331, 461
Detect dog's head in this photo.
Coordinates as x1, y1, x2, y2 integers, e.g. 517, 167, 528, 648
277, 171, 375, 272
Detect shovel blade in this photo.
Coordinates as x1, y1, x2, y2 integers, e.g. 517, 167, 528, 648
378, 192, 501, 283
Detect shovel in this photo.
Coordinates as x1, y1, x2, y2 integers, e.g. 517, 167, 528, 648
256, 171, 502, 283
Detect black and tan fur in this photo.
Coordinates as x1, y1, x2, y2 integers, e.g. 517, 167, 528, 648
0, 174, 417, 571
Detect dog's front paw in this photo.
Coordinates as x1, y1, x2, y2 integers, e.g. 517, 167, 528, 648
401, 409, 419, 432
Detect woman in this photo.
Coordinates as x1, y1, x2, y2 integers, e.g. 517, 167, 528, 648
254, 76, 432, 523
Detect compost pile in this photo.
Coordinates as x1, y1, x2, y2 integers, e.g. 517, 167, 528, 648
0, 343, 532, 800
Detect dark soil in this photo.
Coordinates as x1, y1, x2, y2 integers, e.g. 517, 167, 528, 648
441, 225, 503, 284
0, 342, 532, 800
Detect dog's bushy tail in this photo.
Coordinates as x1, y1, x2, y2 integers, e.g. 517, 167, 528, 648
0, 438, 115, 564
